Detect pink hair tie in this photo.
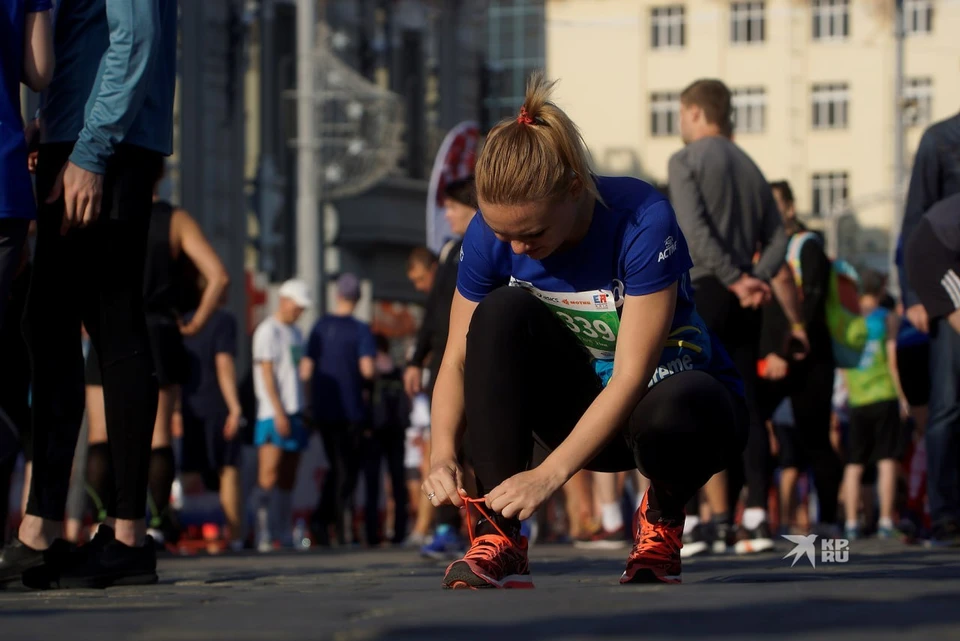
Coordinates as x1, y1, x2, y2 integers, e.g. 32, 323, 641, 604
517, 107, 535, 125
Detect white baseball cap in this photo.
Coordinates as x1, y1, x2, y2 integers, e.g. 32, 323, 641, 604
278, 279, 313, 309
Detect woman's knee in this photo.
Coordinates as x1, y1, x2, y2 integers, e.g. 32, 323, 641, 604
467, 287, 541, 350
629, 371, 742, 477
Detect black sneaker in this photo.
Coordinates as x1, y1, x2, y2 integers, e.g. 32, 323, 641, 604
19, 526, 114, 590
680, 523, 710, 558
23, 528, 157, 590
734, 521, 775, 554
713, 522, 736, 555
0, 538, 71, 590
926, 521, 960, 548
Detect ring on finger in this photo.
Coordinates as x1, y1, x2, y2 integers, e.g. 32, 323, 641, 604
426, 492, 436, 500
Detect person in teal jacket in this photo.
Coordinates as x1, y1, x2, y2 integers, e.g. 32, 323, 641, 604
0, 0, 178, 591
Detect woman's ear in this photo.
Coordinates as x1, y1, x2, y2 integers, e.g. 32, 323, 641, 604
569, 174, 584, 201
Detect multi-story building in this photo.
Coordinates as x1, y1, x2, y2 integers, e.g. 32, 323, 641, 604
546, 0, 960, 265
247, 0, 546, 310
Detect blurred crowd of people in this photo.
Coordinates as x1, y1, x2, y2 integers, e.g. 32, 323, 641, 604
3, 1, 960, 595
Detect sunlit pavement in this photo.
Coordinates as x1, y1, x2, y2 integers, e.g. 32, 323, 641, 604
1, 538, 958, 640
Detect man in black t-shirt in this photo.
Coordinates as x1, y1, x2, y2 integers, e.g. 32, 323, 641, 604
179, 300, 244, 550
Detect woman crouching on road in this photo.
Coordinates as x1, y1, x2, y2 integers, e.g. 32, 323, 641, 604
421, 71, 748, 588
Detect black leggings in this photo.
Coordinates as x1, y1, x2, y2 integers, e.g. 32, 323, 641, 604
759, 358, 843, 523
25, 143, 159, 522
362, 428, 408, 544
693, 276, 767, 509
315, 422, 363, 542
0, 217, 29, 326
463, 287, 747, 528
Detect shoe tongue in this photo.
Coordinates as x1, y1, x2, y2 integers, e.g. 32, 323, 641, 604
93, 525, 116, 544
475, 514, 519, 540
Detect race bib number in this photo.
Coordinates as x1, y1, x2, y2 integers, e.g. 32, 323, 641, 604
510, 278, 622, 360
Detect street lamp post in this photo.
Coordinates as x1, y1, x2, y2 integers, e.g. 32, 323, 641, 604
891, 0, 906, 289
290, 0, 404, 330
296, 0, 321, 327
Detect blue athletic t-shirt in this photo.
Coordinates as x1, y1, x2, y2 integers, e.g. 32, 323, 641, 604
1, 0, 51, 219
307, 315, 378, 424
457, 175, 742, 395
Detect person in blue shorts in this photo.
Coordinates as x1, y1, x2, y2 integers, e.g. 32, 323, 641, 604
0, 0, 52, 323
251, 279, 311, 552
421, 71, 748, 588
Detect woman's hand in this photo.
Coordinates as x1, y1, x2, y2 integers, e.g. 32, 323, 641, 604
422, 458, 466, 508
762, 353, 789, 380
178, 320, 200, 337
485, 466, 565, 522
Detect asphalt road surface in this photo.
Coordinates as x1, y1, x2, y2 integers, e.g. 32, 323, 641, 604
1, 538, 958, 640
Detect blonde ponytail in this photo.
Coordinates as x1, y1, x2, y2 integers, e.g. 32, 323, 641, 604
475, 70, 602, 208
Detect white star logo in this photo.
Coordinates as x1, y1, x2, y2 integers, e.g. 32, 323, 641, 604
782, 534, 819, 568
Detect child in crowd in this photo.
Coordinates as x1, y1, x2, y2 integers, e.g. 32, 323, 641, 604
840, 270, 909, 540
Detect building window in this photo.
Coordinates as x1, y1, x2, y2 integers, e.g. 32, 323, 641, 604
732, 87, 766, 134
730, 2, 765, 44
650, 92, 681, 137
812, 0, 849, 41
811, 172, 849, 217
904, 78, 933, 127
651, 6, 685, 49
486, 0, 546, 124
904, 0, 933, 35
812, 83, 849, 129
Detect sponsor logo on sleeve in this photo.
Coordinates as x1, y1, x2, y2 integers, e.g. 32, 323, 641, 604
658, 236, 678, 263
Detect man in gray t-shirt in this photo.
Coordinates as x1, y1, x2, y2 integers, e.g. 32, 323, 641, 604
668, 79, 806, 554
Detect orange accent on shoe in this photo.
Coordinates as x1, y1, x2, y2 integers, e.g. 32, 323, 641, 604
441, 497, 534, 589
620, 490, 683, 585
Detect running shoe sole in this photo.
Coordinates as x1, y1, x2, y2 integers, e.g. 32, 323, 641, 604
734, 537, 775, 555
0, 576, 28, 591
679, 540, 708, 558
442, 561, 534, 589
619, 567, 681, 584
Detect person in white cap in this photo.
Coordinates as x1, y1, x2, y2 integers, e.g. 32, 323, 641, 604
251, 278, 311, 552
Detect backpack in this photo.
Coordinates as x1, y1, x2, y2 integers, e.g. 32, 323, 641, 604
372, 372, 410, 432
786, 231, 867, 368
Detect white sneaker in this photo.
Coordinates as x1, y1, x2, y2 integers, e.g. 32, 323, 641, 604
403, 532, 429, 548
147, 528, 165, 546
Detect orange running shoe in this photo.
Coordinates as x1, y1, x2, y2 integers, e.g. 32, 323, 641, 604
620, 489, 683, 584
442, 498, 534, 589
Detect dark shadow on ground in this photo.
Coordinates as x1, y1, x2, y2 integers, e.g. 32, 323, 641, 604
530, 547, 959, 581
379, 591, 960, 640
